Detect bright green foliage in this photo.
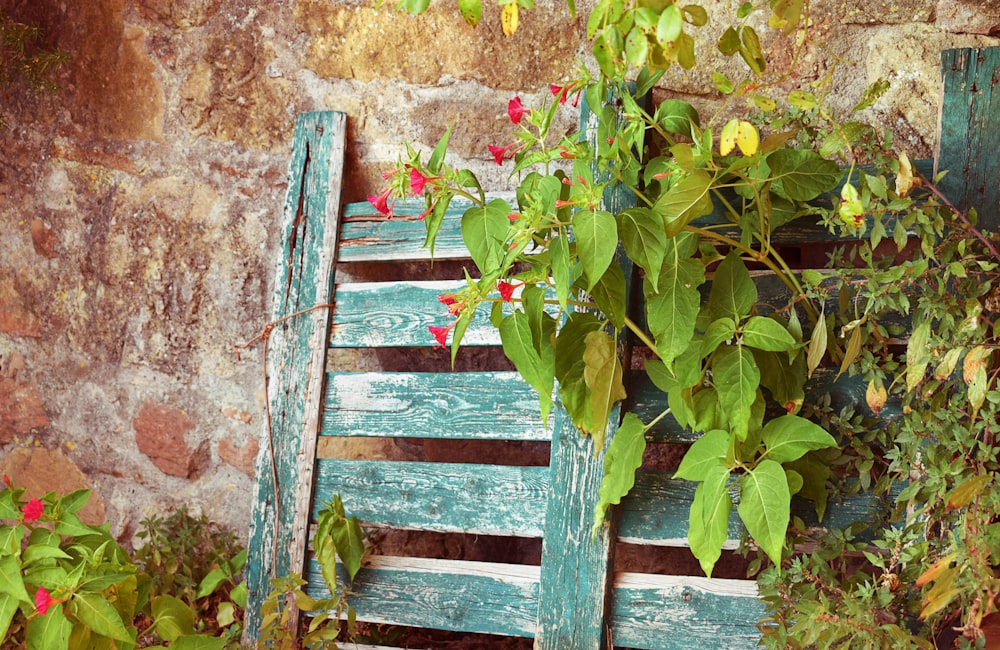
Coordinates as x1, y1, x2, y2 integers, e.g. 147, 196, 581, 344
0, 484, 241, 648
367, 0, 1000, 645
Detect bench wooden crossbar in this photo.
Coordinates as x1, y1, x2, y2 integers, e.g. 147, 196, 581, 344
244, 47, 999, 649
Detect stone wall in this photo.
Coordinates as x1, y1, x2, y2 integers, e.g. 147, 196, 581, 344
0, 0, 997, 542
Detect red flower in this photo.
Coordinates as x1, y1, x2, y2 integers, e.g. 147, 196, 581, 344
507, 97, 530, 124
2, 474, 11, 489
35, 586, 54, 615
488, 145, 507, 165
22, 498, 43, 523
549, 83, 582, 107
410, 168, 438, 195
438, 294, 461, 315
497, 281, 517, 302
428, 323, 455, 348
367, 188, 395, 217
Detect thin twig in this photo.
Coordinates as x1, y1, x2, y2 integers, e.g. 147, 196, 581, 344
235, 302, 336, 576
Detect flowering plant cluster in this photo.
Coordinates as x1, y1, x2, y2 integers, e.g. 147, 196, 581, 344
372, 0, 1000, 645
0, 481, 241, 648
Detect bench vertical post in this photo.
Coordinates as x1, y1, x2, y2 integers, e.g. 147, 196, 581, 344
533, 91, 643, 650
936, 47, 1000, 231
244, 111, 346, 641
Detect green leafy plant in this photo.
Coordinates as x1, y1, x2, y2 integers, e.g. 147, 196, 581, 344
368, 0, 1000, 645
134, 505, 247, 646
257, 495, 366, 649
0, 481, 238, 648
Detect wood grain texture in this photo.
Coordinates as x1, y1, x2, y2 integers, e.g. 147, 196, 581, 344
244, 111, 346, 642
314, 459, 549, 537
308, 555, 539, 638
320, 371, 552, 440
937, 48, 1000, 231
611, 572, 764, 650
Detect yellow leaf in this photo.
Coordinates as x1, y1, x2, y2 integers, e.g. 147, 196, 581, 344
895, 151, 914, 197
915, 553, 956, 588
865, 378, 887, 417
946, 474, 991, 511
720, 118, 738, 156
720, 120, 758, 156
501, 2, 519, 36
964, 345, 992, 384
736, 121, 759, 156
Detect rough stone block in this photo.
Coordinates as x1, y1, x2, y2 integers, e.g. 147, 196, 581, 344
133, 401, 208, 478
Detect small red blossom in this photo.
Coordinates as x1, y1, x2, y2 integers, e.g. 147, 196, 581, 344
508, 212, 521, 222
488, 145, 507, 165
438, 294, 462, 315
428, 323, 455, 348
549, 83, 582, 107
367, 187, 395, 218
409, 168, 438, 195
22, 498, 43, 523
555, 199, 574, 208
35, 586, 55, 615
497, 280, 521, 302
2, 474, 11, 489
559, 150, 576, 159
507, 96, 530, 124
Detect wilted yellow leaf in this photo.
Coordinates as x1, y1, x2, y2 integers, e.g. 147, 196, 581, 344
896, 151, 914, 197
501, 2, 519, 36
946, 474, 991, 511
865, 378, 887, 417
720, 119, 739, 156
963, 345, 992, 384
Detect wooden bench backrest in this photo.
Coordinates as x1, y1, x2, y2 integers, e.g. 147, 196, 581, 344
244, 47, 999, 648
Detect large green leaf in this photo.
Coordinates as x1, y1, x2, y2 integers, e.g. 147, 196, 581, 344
0, 592, 19, 642
654, 169, 715, 236
688, 463, 733, 577
617, 207, 666, 289
583, 330, 627, 449
461, 199, 510, 275
753, 349, 806, 414
549, 233, 572, 312
674, 429, 729, 481
500, 311, 555, 422
761, 415, 837, 463
742, 316, 798, 352
573, 209, 618, 290
708, 251, 756, 322
738, 460, 790, 567
593, 413, 647, 532
590, 263, 628, 330
330, 512, 365, 583
73, 592, 132, 642
767, 149, 840, 201
654, 99, 700, 136
713, 344, 760, 441
0, 554, 30, 603
26, 603, 72, 650
646, 233, 705, 368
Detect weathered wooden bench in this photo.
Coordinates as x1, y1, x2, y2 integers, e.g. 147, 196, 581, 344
243, 47, 998, 648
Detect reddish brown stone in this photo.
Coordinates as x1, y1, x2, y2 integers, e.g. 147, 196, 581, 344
218, 433, 259, 477
0, 376, 49, 443
133, 401, 208, 478
0, 447, 106, 525
0, 279, 42, 338
29, 218, 59, 259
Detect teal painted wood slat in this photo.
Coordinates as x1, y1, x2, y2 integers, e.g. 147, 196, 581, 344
313, 459, 549, 537
611, 572, 765, 650
330, 280, 561, 348
937, 47, 1000, 231
244, 111, 347, 642
320, 372, 553, 441
308, 556, 539, 638
618, 469, 895, 548
338, 193, 515, 262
